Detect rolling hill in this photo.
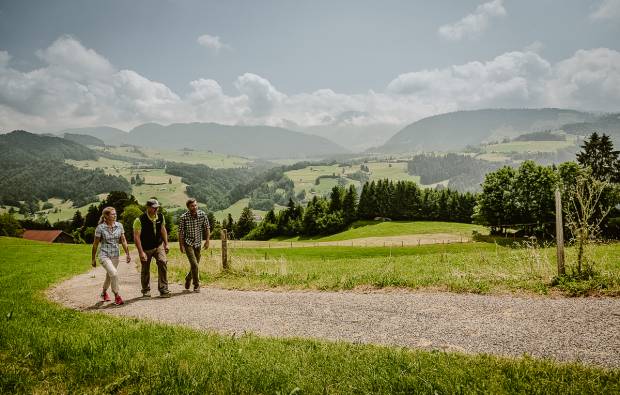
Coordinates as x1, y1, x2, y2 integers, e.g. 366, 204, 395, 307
59, 122, 348, 159
373, 108, 595, 153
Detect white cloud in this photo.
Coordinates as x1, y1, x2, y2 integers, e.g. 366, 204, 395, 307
438, 0, 506, 41
590, 0, 620, 20
197, 34, 231, 52
0, 36, 619, 134
545, 48, 620, 110
524, 41, 544, 54
0, 51, 11, 68
386, 50, 552, 109
234, 73, 286, 117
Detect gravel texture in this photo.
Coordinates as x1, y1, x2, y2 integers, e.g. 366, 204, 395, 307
48, 257, 620, 368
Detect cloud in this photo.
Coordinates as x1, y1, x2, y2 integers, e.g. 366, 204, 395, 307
386, 50, 552, 109
545, 48, 620, 110
197, 34, 231, 52
0, 36, 183, 130
234, 73, 286, 117
590, 0, 620, 20
438, 0, 506, 41
0, 36, 619, 133
0, 51, 11, 68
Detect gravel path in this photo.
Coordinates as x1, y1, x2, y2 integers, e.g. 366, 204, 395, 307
48, 258, 620, 368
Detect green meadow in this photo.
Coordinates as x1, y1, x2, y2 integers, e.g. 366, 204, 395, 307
277, 221, 488, 242
167, 241, 620, 296
1, 237, 619, 393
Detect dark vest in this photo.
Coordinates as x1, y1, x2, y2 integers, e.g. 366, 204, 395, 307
139, 212, 164, 250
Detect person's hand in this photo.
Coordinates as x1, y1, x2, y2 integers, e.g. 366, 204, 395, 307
91, 258, 96, 268
180, 244, 185, 254
126, 254, 131, 264
203, 241, 209, 250
164, 243, 170, 254
140, 252, 147, 262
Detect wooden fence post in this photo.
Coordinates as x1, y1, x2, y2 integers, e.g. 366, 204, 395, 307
555, 188, 565, 276
221, 229, 229, 271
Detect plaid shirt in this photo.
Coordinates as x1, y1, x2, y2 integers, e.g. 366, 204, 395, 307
179, 210, 210, 248
95, 222, 124, 258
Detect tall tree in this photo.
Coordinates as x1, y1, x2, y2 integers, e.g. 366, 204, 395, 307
236, 207, 256, 238
342, 185, 358, 225
576, 132, 620, 182
71, 210, 84, 230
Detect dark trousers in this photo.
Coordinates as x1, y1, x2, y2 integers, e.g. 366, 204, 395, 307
141, 245, 168, 294
184, 245, 201, 289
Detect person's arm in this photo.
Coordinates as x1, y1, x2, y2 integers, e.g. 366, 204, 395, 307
133, 218, 147, 261
91, 237, 100, 267
120, 233, 131, 263
178, 216, 185, 254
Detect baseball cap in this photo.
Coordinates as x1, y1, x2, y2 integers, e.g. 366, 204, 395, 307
146, 198, 160, 208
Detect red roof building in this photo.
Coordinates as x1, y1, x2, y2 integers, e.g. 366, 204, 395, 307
22, 230, 74, 243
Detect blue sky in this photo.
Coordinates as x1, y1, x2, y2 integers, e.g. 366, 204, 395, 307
0, 0, 619, 133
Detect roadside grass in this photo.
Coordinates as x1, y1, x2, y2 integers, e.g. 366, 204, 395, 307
276, 221, 488, 242
1, 237, 619, 393
167, 242, 620, 296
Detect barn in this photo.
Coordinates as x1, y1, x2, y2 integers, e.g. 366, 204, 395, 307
22, 230, 74, 244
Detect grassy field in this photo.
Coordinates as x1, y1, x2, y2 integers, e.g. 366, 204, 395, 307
1, 237, 619, 393
96, 146, 251, 168
482, 139, 575, 154
285, 161, 422, 199
276, 221, 487, 242
212, 198, 267, 222
167, 241, 620, 296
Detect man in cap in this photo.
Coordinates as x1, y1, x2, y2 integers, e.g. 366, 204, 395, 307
178, 198, 210, 292
133, 198, 171, 297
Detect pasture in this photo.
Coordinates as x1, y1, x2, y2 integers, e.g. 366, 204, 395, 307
167, 241, 620, 296
1, 237, 619, 393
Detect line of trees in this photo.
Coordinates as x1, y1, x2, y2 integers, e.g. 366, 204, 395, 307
244, 180, 476, 240
473, 133, 620, 238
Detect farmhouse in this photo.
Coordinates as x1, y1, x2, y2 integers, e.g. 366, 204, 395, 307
22, 230, 74, 244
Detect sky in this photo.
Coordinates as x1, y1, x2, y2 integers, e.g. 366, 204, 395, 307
0, 0, 619, 133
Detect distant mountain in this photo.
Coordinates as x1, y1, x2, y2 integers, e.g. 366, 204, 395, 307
58, 126, 129, 145
58, 122, 348, 158
0, 130, 98, 163
561, 113, 620, 143
0, 130, 129, 207
63, 133, 106, 147
373, 109, 595, 153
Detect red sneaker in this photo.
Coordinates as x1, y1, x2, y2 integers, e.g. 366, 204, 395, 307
114, 294, 124, 305
100, 291, 111, 302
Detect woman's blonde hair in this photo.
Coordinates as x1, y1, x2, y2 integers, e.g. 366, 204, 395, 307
98, 206, 116, 225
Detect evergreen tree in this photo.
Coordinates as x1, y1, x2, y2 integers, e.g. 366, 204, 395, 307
342, 185, 358, 225
84, 204, 99, 228
328, 186, 344, 213
236, 207, 256, 238
576, 132, 620, 182
71, 210, 84, 230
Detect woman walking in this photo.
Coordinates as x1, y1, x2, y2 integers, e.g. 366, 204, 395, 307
91, 206, 131, 305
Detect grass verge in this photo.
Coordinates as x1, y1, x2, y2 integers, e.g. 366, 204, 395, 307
1, 237, 619, 393
167, 242, 620, 295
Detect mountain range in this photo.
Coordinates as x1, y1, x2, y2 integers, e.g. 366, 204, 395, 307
58, 123, 348, 159
47, 109, 620, 156
373, 108, 602, 153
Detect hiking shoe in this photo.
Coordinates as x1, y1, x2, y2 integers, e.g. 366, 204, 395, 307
142, 291, 151, 298
160, 291, 171, 298
114, 294, 124, 305
184, 278, 190, 290
100, 291, 111, 302
193, 287, 200, 293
